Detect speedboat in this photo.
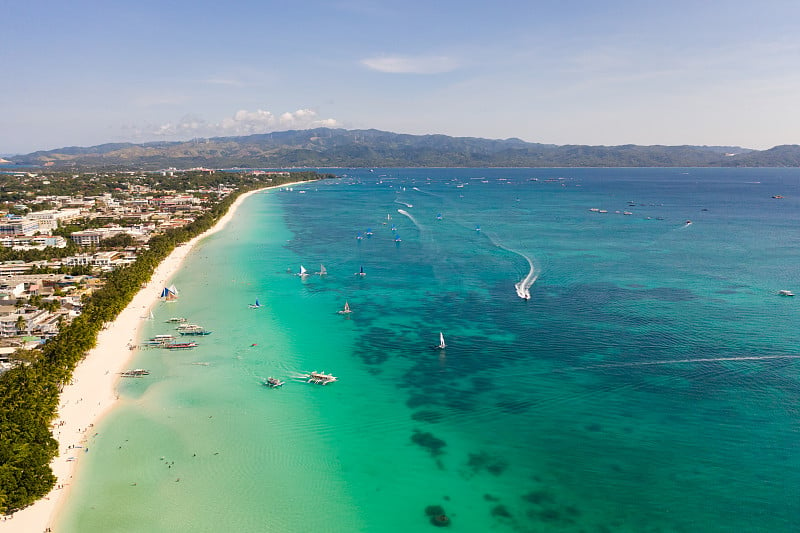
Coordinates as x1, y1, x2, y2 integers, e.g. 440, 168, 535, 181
778, 290, 795, 297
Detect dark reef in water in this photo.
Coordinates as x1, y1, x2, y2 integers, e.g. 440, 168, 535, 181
424, 505, 451, 528
411, 429, 447, 457
412, 410, 444, 423
466, 451, 509, 476
522, 489, 554, 505
491, 504, 512, 518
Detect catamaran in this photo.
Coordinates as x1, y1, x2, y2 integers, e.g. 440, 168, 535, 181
298, 265, 309, 277
433, 332, 446, 350
316, 265, 327, 276
337, 301, 352, 314
249, 298, 262, 309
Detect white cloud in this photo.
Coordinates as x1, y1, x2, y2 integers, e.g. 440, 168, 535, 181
361, 55, 458, 74
152, 108, 340, 139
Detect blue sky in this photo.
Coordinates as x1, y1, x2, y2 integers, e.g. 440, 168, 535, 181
2, 0, 799, 153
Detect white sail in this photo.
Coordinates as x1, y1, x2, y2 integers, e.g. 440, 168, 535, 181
299, 265, 308, 276
319, 264, 327, 275
437, 332, 446, 349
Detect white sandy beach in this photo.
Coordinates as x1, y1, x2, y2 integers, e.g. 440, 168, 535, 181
0, 182, 306, 533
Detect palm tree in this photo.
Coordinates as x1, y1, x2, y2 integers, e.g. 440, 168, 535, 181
15, 315, 27, 335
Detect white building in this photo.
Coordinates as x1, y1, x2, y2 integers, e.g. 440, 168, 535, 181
26, 209, 83, 231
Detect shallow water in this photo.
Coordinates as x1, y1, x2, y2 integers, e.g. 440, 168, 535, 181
58, 168, 800, 532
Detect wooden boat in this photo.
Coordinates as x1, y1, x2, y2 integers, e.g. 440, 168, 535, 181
163, 342, 198, 349
121, 369, 150, 377
263, 377, 285, 388
306, 371, 337, 385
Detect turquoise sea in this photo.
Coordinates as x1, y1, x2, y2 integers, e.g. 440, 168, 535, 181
57, 168, 800, 532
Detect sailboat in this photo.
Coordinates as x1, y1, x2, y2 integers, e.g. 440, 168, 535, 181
433, 331, 446, 350
316, 264, 327, 276
355, 265, 366, 277
160, 285, 178, 302
249, 298, 262, 309
298, 265, 309, 277
337, 301, 352, 314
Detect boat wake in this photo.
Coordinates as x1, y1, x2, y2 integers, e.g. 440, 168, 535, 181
514, 254, 537, 300
396, 209, 422, 232
564, 354, 800, 372
484, 233, 539, 300
394, 200, 413, 208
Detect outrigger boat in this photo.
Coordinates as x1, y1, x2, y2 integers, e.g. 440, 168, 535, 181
166, 317, 187, 323
355, 265, 366, 277
249, 298, 262, 309
296, 371, 337, 385
146, 334, 176, 345
337, 301, 352, 314
778, 289, 795, 297
164, 342, 198, 349
176, 323, 205, 332
121, 369, 150, 377
298, 265, 309, 278
179, 328, 212, 336
316, 265, 327, 276
263, 377, 285, 388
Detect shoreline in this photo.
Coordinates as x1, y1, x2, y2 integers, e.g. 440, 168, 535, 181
0, 181, 307, 533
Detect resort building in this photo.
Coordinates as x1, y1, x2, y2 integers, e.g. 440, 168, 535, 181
0, 216, 40, 236
26, 209, 83, 231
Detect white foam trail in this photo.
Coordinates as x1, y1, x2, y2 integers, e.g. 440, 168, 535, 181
514, 254, 537, 300
569, 354, 800, 372
394, 200, 413, 208
485, 233, 538, 300
396, 209, 422, 231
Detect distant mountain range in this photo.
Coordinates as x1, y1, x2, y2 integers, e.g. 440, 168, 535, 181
6, 128, 800, 169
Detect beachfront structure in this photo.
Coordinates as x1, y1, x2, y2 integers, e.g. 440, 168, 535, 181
62, 251, 135, 270
70, 225, 151, 246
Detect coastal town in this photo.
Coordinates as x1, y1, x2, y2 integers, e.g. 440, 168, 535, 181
0, 169, 293, 373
